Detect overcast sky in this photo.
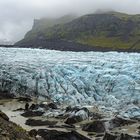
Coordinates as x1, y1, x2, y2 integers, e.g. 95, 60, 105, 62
0, 0, 140, 43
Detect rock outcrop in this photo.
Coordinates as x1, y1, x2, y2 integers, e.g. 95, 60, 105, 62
0, 111, 35, 140
37, 129, 91, 140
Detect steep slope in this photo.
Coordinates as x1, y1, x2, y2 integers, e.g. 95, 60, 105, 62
0, 110, 34, 140
16, 12, 140, 52
18, 14, 77, 44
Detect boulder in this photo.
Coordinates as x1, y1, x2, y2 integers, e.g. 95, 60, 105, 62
108, 116, 136, 129
91, 112, 103, 120
95, 138, 102, 140
61, 124, 75, 129
47, 102, 58, 109
66, 106, 89, 114
37, 102, 57, 110
29, 104, 39, 110
65, 115, 83, 124
37, 129, 91, 140
65, 107, 89, 124
103, 132, 140, 140
0, 111, 9, 121
25, 119, 57, 126
82, 120, 105, 133
29, 129, 37, 137
137, 126, 140, 129
120, 133, 140, 140
48, 124, 75, 129
65, 106, 80, 112
25, 103, 29, 110
21, 110, 44, 117
103, 132, 119, 140
13, 108, 25, 111
17, 97, 32, 102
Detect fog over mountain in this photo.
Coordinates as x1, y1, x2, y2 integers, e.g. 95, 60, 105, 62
0, 0, 140, 43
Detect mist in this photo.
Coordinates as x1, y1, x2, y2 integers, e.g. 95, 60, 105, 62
0, 0, 140, 43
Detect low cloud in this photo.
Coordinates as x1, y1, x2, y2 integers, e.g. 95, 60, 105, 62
0, 0, 140, 43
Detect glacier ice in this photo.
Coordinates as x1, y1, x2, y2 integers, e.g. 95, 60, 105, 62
0, 47, 140, 113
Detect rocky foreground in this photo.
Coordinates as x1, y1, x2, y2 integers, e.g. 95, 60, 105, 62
0, 110, 34, 140
0, 96, 140, 140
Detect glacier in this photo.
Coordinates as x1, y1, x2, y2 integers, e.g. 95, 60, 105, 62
0, 47, 140, 113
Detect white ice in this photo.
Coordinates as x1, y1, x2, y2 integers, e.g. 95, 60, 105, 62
0, 47, 140, 115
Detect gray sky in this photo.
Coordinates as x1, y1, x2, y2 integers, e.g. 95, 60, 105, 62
0, 0, 140, 43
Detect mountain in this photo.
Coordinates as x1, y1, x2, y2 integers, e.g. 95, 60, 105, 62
23, 14, 77, 41
16, 12, 140, 52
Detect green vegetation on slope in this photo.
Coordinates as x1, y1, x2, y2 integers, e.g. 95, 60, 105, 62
77, 36, 140, 49
16, 12, 140, 51
23, 14, 77, 42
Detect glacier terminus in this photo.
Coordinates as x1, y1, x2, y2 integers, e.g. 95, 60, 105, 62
0, 47, 140, 115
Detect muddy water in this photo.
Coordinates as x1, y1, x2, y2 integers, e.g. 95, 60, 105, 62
0, 99, 50, 130
0, 99, 98, 139
0, 99, 32, 130
0, 99, 140, 140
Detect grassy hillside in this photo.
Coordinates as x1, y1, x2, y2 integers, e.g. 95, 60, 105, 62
23, 14, 77, 42
16, 12, 140, 51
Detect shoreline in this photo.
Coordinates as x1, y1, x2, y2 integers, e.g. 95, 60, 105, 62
0, 45, 140, 53
0, 97, 140, 140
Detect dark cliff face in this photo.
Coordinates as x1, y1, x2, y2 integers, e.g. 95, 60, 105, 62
15, 12, 140, 52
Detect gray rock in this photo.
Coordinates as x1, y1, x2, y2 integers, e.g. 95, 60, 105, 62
65, 107, 89, 124
37, 129, 91, 140
25, 119, 57, 126
82, 120, 106, 133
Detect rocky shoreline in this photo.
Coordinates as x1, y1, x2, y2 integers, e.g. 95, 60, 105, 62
0, 110, 35, 140
0, 96, 140, 140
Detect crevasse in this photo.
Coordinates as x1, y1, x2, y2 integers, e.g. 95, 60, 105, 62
0, 47, 140, 109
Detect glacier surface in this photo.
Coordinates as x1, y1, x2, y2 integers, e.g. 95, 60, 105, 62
0, 47, 140, 113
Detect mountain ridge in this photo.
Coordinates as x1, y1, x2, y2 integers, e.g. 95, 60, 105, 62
16, 12, 140, 52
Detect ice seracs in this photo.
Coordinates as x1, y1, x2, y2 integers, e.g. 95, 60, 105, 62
0, 47, 140, 115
